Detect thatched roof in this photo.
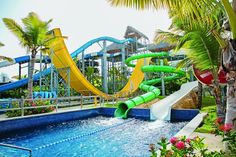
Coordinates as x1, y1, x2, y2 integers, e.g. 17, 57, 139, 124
147, 43, 174, 52
124, 26, 149, 40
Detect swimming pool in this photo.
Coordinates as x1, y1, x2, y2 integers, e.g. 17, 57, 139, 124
0, 116, 187, 157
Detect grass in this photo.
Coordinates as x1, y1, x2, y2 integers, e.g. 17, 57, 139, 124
157, 95, 166, 99
104, 103, 118, 108
196, 97, 217, 133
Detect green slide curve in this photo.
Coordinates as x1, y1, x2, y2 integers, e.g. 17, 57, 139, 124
114, 52, 186, 118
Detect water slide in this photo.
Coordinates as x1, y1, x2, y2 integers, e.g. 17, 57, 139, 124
150, 81, 198, 121
46, 28, 151, 99
0, 28, 147, 96
114, 52, 186, 118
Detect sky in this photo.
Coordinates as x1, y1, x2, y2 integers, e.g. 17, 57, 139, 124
0, 0, 171, 78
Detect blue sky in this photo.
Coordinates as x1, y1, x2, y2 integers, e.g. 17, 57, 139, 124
0, 0, 171, 77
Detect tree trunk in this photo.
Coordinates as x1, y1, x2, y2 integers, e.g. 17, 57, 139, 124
212, 80, 225, 120
224, 0, 236, 131
27, 55, 36, 99
197, 81, 202, 109
225, 76, 236, 129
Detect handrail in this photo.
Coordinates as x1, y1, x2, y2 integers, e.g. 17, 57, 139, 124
0, 143, 32, 157
0, 95, 108, 117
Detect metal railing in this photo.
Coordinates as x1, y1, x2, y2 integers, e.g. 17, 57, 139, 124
0, 93, 129, 118
0, 95, 111, 117
0, 143, 32, 157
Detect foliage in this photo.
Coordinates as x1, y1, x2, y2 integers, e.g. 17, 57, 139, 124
164, 77, 188, 95
196, 97, 217, 133
108, 0, 218, 28
108, 67, 128, 93
0, 88, 27, 99
0, 42, 4, 47
3, 12, 54, 98
84, 66, 102, 90
214, 117, 236, 156
3, 12, 53, 55
6, 100, 54, 117
150, 136, 224, 157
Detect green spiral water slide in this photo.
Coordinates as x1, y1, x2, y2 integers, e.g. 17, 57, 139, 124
114, 52, 186, 118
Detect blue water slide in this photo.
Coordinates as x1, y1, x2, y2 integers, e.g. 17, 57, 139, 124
0, 37, 134, 92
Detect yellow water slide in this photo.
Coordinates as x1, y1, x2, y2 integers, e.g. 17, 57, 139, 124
49, 28, 150, 99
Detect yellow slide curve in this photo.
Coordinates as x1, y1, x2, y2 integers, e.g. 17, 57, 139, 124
49, 28, 150, 99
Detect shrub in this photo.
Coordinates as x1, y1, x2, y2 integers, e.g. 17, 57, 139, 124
214, 118, 236, 156
149, 136, 224, 157
6, 100, 55, 117
150, 117, 236, 157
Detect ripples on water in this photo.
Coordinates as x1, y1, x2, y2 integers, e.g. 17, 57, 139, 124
0, 116, 187, 157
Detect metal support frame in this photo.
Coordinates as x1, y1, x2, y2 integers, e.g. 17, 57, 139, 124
82, 51, 85, 75
112, 57, 115, 93
39, 51, 42, 91
101, 40, 108, 93
50, 66, 71, 97
160, 59, 165, 96
18, 63, 22, 80
121, 46, 126, 87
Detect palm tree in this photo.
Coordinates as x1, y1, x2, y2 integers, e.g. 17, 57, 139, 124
0, 42, 14, 62
3, 12, 53, 99
222, 0, 236, 131
108, 0, 236, 127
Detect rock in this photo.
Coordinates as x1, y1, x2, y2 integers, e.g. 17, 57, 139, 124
172, 92, 198, 109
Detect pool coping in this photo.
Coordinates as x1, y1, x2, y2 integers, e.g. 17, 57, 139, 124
155, 112, 207, 156
175, 112, 207, 137
0, 107, 200, 136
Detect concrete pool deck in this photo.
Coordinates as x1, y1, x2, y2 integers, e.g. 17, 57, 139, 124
190, 132, 223, 152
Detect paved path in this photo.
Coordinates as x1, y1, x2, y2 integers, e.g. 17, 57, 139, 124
190, 132, 223, 152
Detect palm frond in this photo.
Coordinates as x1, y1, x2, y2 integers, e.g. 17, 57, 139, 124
176, 58, 192, 70
154, 29, 181, 44
21, 12, 52, 49
107, 0, 157, 10
177, 29, 220, 72
0, 55, 14, 62
108, 0, 218, 26
2, 18, 27, 46
0, 42, 4, 47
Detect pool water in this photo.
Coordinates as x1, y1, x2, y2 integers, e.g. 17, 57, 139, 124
0, 116, 187, 157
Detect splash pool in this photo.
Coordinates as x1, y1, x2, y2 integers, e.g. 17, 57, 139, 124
0, 116, 187, 157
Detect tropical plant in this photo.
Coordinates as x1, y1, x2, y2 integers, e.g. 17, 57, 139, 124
214, 117, 236, 156
0, 42, 14, 62
150, 136, 224, 157
3, 12, 53, 99
108, 66, 128, 93
108, 1, 236, 130
85, 66, 102, 90
6, 100, 55, 117
0, 42, 4, 47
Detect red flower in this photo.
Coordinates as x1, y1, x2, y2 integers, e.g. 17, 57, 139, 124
175, 141, 185, 150
32, 103, 36, 107
186, 138, 191, 144
42, 109, 45, 113
216, 117, 223, 124
169, 137, 178, 144
220, 123, 233, 132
